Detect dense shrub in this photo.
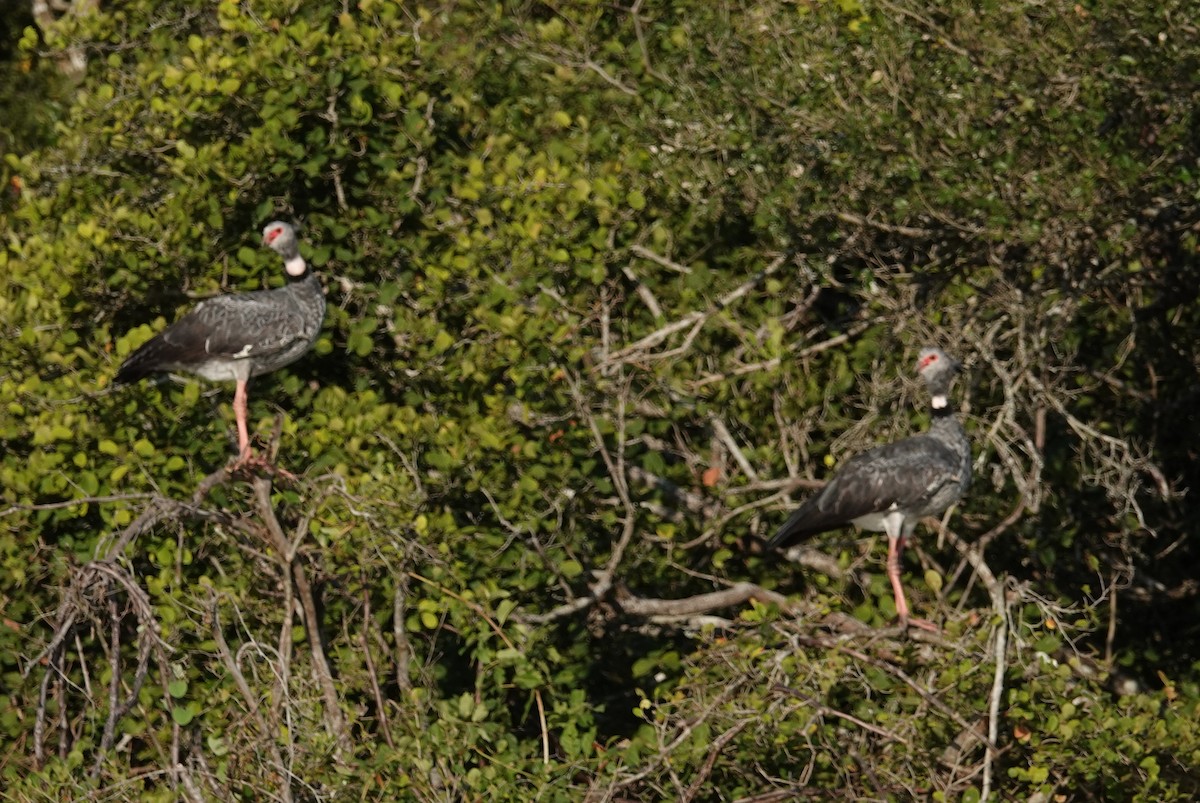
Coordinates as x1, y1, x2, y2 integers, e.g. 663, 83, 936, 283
2, 1, 1198, 799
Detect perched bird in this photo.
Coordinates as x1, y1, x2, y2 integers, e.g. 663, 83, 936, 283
768, 347, 971, 630
116, 221, 325, 466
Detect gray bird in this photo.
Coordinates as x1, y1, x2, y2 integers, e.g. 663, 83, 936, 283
768, 347, 971, 630
116, 221, 325, 465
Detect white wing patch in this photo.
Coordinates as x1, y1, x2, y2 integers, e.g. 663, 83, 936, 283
205, 338, 253, 358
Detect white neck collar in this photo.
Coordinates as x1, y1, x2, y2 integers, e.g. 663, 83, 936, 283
285, 255, 307, 277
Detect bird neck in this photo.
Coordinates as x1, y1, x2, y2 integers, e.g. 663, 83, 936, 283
284, 255, 307, 278
930, 394, 953, 418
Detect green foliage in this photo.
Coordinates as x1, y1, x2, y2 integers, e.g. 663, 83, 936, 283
2, 0, 1200, 799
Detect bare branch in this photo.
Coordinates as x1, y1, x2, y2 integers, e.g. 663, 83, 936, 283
211, 599, 294, 803
834, 210, 935, 238
941, 525, 1011, 801
680, 718, 754, 803
616, 582, 796, 618
710, 416, 759, 482
359, 590, 395, 749
251, 477, 351, 759
772, 684, 910, 745
630, 244, 692, 274
614, 682, 745, 790
622, 263, 664, 319
627, 464, 720, 519
602, 254, 788, 365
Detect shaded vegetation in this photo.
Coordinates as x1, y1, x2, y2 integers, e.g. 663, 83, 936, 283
2, 0, 1199, 799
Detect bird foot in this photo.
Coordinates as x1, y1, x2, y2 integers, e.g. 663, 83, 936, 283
228, 450, 298, 482
899, 615, 940, 633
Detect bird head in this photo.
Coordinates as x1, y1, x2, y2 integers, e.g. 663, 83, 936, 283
262, 220, 295, 251
916, 346, 961, 401
261, 221, 305, 276
916, 347, 959, 375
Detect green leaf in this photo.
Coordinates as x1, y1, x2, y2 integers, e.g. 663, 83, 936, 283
924, 568, 943, 594
207, 734, 230, 757
496, 598, 517, 624
433, 330, 454, 353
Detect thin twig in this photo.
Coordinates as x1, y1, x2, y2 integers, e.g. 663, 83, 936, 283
772, 684, 910, 745
534, 686, 550, 766
603, 254, 788, 364
680, 719, 753, 802
834, 210, 934, 238
212, 600, 293, 803
393, 573, 414, 694
33, 641, 61, 769
252, 477, 351, 759
176, 764, 206, 803
799, 632, 1003, 756
630, 244, 692, 274
871, 0, 972, 58
627, 0, 670, 84
622, 264, 664, 318
710, 416, 759, 482
360, 589, 395, 749
0, 493, 155, 517
517, 373, 645, 625
575, 373, 638, 598
626, 465, 721, 519
941, 525, 1009, 801
407, 571, 552, 765
614, 682, 744, 789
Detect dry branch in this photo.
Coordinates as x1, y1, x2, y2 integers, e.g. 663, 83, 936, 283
359, 590, 395, 749
941, 525, 1010, 802
630, 244, 692, 274
616, 582, 796, 619
600, 254, 789, 366
793, 631, 1003, 757
627, 465, 721, 519
211, 600, 293, 803
251, 476, 351, 760
680, 718, 754, 803
772, 684, 910, 745
710, 415, 759, 482
613, 681, 745, 791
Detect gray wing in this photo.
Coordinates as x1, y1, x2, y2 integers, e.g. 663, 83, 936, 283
116, 288, 309, 382
767, 434, 963, 549
181, 291, 312, 358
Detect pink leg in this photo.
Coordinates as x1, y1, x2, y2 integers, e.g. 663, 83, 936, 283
887, 535, 938, 632
228, 382, 295, 480
233, 379, 252, 463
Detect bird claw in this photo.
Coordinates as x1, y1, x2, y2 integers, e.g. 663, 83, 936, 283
899, 615, 940, 633
228, 450, 298, 482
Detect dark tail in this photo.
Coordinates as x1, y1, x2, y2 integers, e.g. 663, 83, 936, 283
114, 340, 165, 384
115, 360, 152, 385
766, 496, 843, 551
766, 507, 811, 550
